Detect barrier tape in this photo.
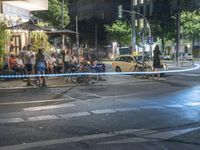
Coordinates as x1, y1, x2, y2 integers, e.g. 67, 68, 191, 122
0, 64, 199, 79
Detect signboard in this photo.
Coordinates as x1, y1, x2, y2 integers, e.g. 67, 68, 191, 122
147, 36, 153, 45
2, 2, 30, 22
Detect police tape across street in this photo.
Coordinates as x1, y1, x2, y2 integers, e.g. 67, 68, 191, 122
0, 64, 199, 79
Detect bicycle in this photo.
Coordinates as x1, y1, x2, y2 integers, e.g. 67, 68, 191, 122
130, 59, 153, 79
65, 64, 79, 84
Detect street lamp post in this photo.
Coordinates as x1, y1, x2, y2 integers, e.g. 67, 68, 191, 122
176, 0, 181, 67
76, 16, 80, 63
61, 0, 65, 49
120, 8, 153, 58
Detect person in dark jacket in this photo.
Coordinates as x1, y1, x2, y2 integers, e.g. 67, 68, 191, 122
153, 45, 162, 79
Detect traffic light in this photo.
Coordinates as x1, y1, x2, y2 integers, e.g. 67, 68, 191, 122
118, 5, 123, 18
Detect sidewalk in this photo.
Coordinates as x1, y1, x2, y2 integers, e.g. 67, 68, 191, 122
0, 61, 197, 89
0, 77, 72, 89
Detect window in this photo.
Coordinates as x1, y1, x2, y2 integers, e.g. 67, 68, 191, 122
119, 56, 127, 62
114, 57, 120, 61
126, 57, 134, 63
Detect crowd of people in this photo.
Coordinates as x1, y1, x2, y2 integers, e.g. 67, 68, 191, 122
3, 45, 101, 86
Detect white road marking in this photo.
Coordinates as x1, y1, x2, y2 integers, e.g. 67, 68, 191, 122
185, 102, 200, 106
145, 127, 200, 140
23, 103, 75, 111
165, 105, 185, 108
0, 118, 24, 124
100, 127, 200, 145
179, 73, 200, 77
140, 106, 165, 109
59, 112, 91, 119
27, 115, 58, 121
100, 137, 149, 144
115, 107, 139, 112
91, 109, 116, 114
0, 133, 115, 150
0, 99, 73, 106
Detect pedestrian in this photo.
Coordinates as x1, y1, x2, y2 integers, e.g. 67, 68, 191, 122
8, 54, 17, 70
153, 45, 162, 79
24, 45, 34, 86
35, 48, 47, 86
63, 50, 71, 73
49, 53, 57, 74
15, 55, 26, 75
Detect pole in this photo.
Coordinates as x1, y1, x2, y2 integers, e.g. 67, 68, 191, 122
61, 0, 65, 49
131, 0, 136, 52
176, 0, 180, 67
76, 16, 80, 63
95, 24, 98, 55
122, 8, 152, 58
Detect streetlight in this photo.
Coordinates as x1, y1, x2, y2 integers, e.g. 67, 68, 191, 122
118, 5, 153, 58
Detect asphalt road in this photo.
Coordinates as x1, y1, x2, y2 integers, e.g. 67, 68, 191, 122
0, 64, 200, 150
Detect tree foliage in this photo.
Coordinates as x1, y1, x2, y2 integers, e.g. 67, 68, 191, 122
0, 19, 8, 58
105, 20, 131, 46
30, 31, 52, 51
33, 0, 70, 28
181, 10, 200, 39
151, 0, 176, 43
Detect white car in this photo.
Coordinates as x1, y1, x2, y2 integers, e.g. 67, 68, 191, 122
183, 54, 193, 60
112, 55, 138, 72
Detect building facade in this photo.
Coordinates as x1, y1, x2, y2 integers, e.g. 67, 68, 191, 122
0, 0, 48, 54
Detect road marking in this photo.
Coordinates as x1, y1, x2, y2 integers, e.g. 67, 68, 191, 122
185, 102, 200, 106
145, 127, 200, 140
115, 107, 139, 112
0, 104, 193, 124
0, 99, 74, 106
100, 137, 149, 144
140, 106, 165, 109
179, 73, 200, 77
0, 133, 115, 150
165, 105, 185, 108
1, 127, 196, 150
59, 112, 91, 119
27, 115, 58, 121
23, 103, 75, 111
0, 118, 24, 124
100, 127, 200, 145
91, 109, 116, 114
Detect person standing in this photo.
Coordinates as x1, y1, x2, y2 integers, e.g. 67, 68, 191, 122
63, 50, 71, 73
153, 45, 162, 79
35, 48, 47, 86
24, 45, 34, 86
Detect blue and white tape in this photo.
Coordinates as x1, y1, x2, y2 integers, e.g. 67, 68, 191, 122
0, 64, 199, 79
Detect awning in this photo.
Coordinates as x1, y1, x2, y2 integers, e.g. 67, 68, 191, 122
3, 1, 47, 11
7, 21, 44, 31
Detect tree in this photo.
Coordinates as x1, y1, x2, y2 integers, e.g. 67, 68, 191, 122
181, 10, 200, 40
151, 0, 176, 53
30, 31, 52, 51
105, 20, 131, 46
33, 0, 70, 28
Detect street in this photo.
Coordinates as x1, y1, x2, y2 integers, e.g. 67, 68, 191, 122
0, 63, 200, 150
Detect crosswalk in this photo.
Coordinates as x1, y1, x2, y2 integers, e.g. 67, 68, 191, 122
1, 126, 200, 150
1, 101, 200, 125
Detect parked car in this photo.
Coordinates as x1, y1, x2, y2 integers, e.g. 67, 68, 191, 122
112, 55, 138, 72
162, 55, 171, 60
183, 53, 193, 60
